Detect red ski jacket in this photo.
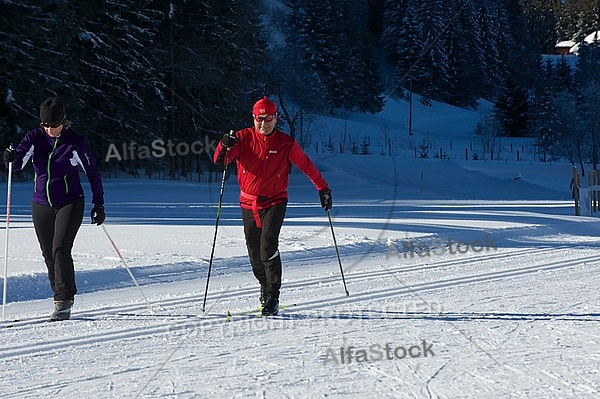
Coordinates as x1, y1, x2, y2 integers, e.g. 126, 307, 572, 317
214, 127, 328, 226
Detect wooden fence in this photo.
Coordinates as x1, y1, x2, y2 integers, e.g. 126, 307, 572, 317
572, 167, 600, 216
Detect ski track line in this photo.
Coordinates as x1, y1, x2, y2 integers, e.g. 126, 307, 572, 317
0, 245, 568, 329
0, 312, 232, 360
235, 245, 568, 300
316, 246, 564, 285
279, 252, 600, 313
215, 245, 560, 299
2, 363, 158, 398
1, 250, 596, 361
359, 311, 600, 322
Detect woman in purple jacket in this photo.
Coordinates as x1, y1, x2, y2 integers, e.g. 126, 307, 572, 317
3, 96, 105, 321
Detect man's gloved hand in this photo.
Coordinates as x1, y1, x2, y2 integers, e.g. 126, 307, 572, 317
221, 131, 238, 149
3, 147, 16, 163
91, 205, 105, 225
319, 188, 332, 211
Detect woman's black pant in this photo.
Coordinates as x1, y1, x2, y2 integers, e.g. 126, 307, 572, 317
32, 200, 84, 301
242, 201, 287, 299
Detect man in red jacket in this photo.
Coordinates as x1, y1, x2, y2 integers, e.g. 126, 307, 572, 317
213, 96, 332, 315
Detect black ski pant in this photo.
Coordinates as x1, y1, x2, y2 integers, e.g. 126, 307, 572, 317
242, 201, 287, 299
32, 200, 84, 301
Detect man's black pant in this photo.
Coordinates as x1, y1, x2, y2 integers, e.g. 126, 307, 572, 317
242, 201, 287, 299
32, 200, 84, 301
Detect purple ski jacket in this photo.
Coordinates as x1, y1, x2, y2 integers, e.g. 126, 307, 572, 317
10, 126, 104, 208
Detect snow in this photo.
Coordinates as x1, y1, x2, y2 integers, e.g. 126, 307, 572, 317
1, 98, 599, 398
563, 29, 600, 54
583, 31, 600, 44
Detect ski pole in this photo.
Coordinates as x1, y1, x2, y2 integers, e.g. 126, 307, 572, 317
2, 147, 13, 320
202, 138, 231, 312
327, 209, 349, 296
101, 224, 154, 312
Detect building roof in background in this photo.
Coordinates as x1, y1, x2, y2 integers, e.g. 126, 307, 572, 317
557, 30, 600, 54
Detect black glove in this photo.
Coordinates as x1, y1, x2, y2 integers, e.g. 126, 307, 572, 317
221, 131, 238, 149
319, 188, 332, 211
3, 147, 16, 163
91, 205, 105, 225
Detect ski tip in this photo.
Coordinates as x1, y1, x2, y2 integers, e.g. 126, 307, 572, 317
4, 319, 19, 328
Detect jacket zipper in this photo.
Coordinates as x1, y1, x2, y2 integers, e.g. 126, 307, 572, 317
46, 137, 59, 207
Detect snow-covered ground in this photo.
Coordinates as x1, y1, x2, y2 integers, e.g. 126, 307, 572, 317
1, 99, 599, 398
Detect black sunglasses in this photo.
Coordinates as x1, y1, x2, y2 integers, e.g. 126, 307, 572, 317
40, 119, 64, 129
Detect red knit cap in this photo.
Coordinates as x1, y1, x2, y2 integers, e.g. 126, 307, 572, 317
252, 96, 277, 115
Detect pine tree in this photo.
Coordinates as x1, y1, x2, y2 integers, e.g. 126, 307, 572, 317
341, 0, 385, 113
555, 0, 599, 40
556, 0, 579, 40
520, 0, 559, 54
277, 0, 327, 112
577, 0, 600, 39
574, 40, 600, 88
531, 58, 561, 161
553, 56, 575, 92
494, 72, 529, 137
579, 84, 600, 170
473, 1, 506, 99
283, 0, 383, 114
367, 0, 386, 41
444, 0, 482, 108
382, 0, 421, 98
412, 0, 451, 103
